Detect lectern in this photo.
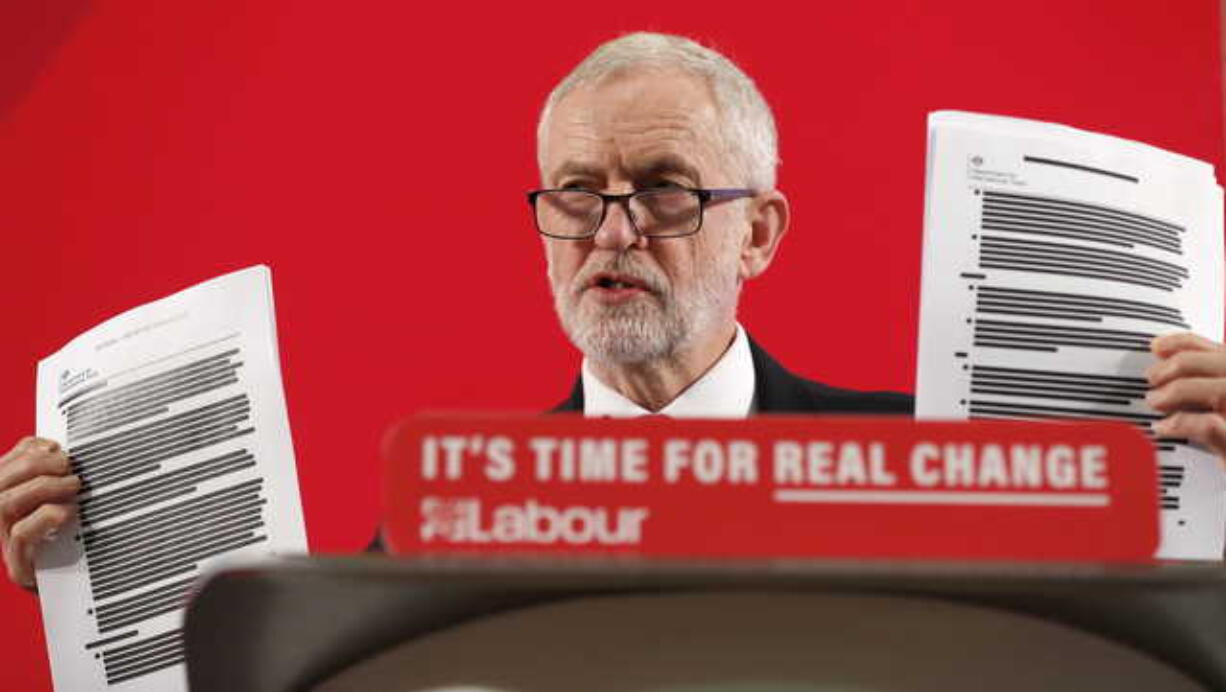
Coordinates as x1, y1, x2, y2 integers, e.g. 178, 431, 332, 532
184, 556, 1226, 692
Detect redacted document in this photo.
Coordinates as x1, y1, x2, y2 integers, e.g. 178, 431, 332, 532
916, 111, 1225, 559
34, 265, 307, 690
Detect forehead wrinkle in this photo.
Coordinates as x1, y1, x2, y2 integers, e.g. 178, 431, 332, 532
626, 149, 714, 190
606, 91, 727, 181
613, 123, 700, 155
608, 105, 714, 143
543, 73, 729, 186
544, 114, 615, 184
610, 113, 719, 181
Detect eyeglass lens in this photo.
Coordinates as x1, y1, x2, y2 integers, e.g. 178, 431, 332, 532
536, 189, 702, 238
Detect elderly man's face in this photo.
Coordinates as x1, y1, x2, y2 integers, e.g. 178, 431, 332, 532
540, 68, 749, 364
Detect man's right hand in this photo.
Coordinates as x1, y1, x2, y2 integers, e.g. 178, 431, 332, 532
0, 437, 79, 591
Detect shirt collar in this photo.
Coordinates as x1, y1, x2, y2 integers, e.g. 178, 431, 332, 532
581, 323, 756, 419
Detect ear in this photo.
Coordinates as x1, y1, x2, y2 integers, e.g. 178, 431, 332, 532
739, 190, 790, 281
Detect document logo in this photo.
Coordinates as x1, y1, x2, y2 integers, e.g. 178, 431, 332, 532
57, 367, 99, 396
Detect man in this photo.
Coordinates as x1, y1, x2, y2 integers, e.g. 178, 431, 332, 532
4, 32, 1226, 585
534, 32, 910, 417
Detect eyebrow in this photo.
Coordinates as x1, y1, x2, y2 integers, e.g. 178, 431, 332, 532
551, 161, 605, 184
628, 155, 702, 186
549, 154, 704, 187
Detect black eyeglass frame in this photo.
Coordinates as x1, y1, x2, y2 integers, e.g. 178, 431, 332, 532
526, 187, 757, 240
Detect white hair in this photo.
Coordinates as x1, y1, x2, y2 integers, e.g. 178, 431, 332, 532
536, 32, 779, 190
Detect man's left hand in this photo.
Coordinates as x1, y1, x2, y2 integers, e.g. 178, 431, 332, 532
1146, 332, 1226, 465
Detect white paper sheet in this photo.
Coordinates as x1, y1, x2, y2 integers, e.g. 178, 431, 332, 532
916, 111, 1226, 559
34, 265, 307, 690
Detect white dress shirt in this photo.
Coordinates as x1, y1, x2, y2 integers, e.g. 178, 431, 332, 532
582, 323, 756, 418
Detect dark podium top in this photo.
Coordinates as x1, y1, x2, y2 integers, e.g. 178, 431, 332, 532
184, 556, 1226, 692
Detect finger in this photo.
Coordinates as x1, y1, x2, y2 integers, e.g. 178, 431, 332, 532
1151, 332, 1225, 359
1146, 350, 1226, 387
0, 436, 40, 465
3, 502, 74, 590
1145, 377, 1226, 414
1154, 412, 1226, 461
0, 474, 80, 539
0, 441, 71, 493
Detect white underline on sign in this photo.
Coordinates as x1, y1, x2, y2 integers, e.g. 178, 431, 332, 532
772, 490, 1110, 507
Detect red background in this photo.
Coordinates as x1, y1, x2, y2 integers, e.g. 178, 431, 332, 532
1, 1, 1221, 688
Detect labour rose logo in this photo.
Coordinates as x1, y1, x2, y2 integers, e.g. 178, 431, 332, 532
419, 496, 468, 541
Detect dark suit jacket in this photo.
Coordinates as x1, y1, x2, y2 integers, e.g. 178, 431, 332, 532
369, 337, 912, 551
551, 335, 914, 415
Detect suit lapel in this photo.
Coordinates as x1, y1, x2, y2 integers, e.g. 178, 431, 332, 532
746, 335, 813, 412
551, 376, 584, 413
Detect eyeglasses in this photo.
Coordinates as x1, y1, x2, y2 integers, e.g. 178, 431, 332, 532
526, 187, 756, 239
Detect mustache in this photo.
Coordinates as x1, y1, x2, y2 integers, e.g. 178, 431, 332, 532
572, 254, 668, 296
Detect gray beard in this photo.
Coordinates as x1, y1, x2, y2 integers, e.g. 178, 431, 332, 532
562, 296, 687, 364
553, 264, 738, 366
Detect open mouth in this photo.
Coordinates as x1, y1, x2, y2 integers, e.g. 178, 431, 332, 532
590, 273, 650, 292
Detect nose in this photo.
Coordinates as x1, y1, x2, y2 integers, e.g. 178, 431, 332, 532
592, 198, 647, 251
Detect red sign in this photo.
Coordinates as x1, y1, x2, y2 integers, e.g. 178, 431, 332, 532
381, 416, 1159, 562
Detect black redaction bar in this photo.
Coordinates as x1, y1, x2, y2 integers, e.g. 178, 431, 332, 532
72, 395, 249, 471
983, 190, 1180, 253
65, 350, 237, 419
95, 576, 195, 633
971, 364, 1148, 406
66, 351, 244, 443
973, 318, 1155, 353
975, 286, 1188, 328
83, 480, 262, 552
102, 628, 184, 685
91, 532, 267, 600
980, 235, 1186, 291
79, 449, 255, 524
